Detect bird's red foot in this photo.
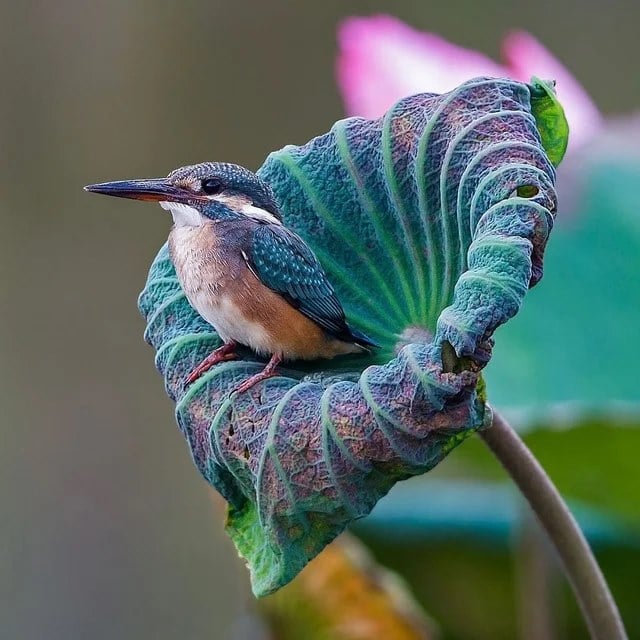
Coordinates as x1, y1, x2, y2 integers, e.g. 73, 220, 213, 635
234, 354, 283, 394
185, 342, 238, 386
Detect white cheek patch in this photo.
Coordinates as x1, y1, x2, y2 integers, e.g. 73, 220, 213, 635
160, 201, 205, 227
240, 203, 282, 225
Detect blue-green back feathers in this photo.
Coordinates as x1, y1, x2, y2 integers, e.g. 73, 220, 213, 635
248, 223, 376, 347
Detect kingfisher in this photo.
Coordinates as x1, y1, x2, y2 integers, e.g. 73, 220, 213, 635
85, 162, 376, 393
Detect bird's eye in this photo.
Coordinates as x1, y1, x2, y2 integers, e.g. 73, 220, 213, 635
201, 179, 224, 195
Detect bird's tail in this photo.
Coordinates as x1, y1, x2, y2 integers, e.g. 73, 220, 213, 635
348, 326, 379, 350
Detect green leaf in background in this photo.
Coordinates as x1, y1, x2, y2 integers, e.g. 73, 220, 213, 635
359, 516, 640, 640
359, 478, 636, 547
357, 477, 639, 639
433, 424, 640, 529
138, 78, 558, 595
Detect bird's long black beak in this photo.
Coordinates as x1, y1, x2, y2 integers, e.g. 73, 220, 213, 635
84, 178, 187, 202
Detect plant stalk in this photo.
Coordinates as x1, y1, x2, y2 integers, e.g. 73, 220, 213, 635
480, 408, 627, 640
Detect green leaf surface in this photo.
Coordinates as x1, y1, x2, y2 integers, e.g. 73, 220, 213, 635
138, 78, 558, 595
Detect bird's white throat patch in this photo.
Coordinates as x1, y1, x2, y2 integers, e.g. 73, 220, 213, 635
160, 201, 205, 227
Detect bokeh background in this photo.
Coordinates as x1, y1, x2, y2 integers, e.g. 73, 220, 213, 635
2, 1, 639, 639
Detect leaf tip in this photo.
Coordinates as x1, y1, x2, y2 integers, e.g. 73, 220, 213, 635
528, 76, 570, 167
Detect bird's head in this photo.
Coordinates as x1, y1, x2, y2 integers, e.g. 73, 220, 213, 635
85, 162, 281, 226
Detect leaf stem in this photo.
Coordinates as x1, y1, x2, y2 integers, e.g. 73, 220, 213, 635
480, 408, 627, 640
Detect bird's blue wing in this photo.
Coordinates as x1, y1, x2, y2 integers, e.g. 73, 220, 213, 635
247, 224, 355, 341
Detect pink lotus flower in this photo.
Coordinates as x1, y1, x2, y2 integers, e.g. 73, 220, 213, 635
336, 15, 601, 150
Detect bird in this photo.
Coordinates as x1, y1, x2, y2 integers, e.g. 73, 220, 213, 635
85, 162, 377, 393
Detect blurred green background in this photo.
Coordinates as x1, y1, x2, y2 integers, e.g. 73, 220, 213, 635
2, 1, 639, 638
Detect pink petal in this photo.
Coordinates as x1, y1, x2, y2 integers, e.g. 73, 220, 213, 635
337, 15, 508, 119
502, 31, 602, 148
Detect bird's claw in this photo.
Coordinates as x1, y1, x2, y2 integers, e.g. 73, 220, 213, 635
185, 343, 238, 386
231, 353, 283, 395
233, 370, 278, 394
